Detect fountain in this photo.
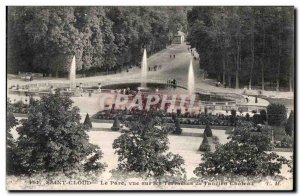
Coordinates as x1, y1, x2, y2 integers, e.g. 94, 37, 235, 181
188, 59, 195, 96
140, 49, 148, 89
69, 55, 76, 89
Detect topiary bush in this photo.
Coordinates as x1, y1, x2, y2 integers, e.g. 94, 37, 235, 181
204, 124, 213, 137
173, 118, 182, 135
245, 113, 250, 121
111, 117, 121, 131
231, 109, 237, 117
199, 142, 211, 152
285, 110, 294, 136
83, 113, 92, 130
267, 103, 287, 126
198, 134, 211, 152
260, 109, 267, 123
204, 107, 208, 115
230, 109, 237, 125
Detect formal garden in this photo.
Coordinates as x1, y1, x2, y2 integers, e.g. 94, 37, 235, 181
6, 6, 294, 190
7, 91, 294, 189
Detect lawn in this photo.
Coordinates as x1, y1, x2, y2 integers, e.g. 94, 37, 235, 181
8, 121, 293, 190
87, 126, 230, 179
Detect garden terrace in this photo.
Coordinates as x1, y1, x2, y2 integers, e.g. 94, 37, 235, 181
92, 110, 251, 127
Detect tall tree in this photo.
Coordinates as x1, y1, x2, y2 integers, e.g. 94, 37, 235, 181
112, 112, 185, 178
16, 93, 106, 174
187, 6, 294, 90
8, 6, 189, 75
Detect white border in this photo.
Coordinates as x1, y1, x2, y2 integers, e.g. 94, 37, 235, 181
0, 1, 299, 196
2, 0, 299, 6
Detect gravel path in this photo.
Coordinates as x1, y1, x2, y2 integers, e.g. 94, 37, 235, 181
8, 43, 292, 100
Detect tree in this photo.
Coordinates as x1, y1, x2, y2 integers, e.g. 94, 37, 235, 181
247, 7, 256, 90
112, 112, 185, 178
16, 93, 106, 175
187, 7, 294, 90
285, 110, 294, 136
232, 121, 272, 151
7, 101, 19, 175
83, 113, 92, 130
198, 134, 211, 152
204, 124, 213, 137
194, 140, 288, 177
267, 103, 287, 126
194, 120, 289, 177
7, 7, 189, 75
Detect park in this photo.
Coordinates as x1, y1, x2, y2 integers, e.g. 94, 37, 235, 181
6, 7, 294, 191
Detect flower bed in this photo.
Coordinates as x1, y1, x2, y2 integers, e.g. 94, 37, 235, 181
92, 109, 251, 127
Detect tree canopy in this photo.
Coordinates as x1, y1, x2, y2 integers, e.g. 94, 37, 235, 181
194, 121, 289, 177
15, 93, 106, 175
112, 112, 186, 179
187, 7, 294, 91
7, 6, 189, 76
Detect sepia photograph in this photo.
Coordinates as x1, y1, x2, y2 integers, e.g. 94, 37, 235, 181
5, 5, 295, 191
